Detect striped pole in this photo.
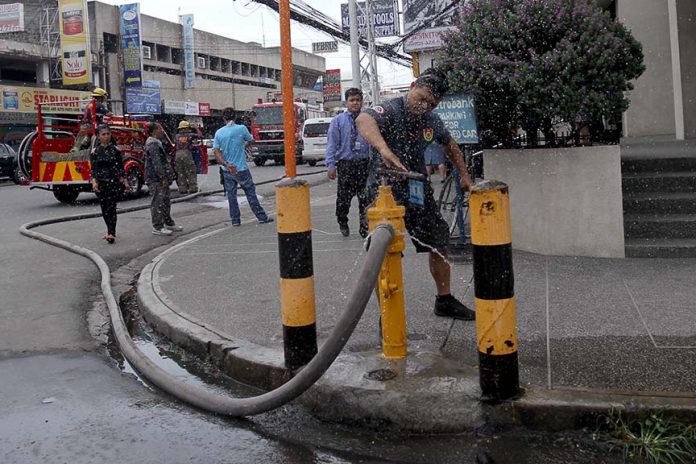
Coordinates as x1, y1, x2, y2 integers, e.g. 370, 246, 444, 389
276, 178, 317, 370
469, 180, 520, 400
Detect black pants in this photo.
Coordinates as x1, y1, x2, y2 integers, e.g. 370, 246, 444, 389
336, 158, 370, 233
96, 178, 121, 235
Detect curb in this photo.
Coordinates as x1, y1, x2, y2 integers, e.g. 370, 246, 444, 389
129, 173, 696, 432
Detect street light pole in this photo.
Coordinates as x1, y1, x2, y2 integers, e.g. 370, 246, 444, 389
279, 0, 296, 177
349, 0, 360, 89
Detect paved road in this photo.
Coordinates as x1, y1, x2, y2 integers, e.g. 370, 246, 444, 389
0, 168, 622, 463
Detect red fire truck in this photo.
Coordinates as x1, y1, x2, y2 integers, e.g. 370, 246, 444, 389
17, 100, 206, 203
248, 100, 327, 166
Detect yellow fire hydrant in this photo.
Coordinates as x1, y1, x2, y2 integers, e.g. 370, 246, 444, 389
367, 185, 407, 359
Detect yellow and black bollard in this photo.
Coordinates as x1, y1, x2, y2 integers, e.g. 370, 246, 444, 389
276, 178, 317, 370
367, 185, 407, 359
469, 180, 520, 400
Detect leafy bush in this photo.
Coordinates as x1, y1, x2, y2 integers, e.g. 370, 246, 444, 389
438, 0, 645, 147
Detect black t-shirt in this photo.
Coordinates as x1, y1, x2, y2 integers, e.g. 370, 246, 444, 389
90, 143, 125, 181
363, 96, 451, 177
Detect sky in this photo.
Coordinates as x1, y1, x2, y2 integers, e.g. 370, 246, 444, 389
100, 0, 415, 87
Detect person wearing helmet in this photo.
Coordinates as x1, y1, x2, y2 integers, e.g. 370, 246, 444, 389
173, 120, 201, 194
82, 87, 112, 125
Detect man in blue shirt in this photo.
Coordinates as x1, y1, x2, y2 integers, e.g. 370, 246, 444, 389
213, 107, 273, 226
325, 88, 371, 238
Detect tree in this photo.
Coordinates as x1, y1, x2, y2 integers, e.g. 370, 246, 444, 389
438, 0, 645, 147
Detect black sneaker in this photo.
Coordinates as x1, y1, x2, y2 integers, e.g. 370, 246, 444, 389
258, 217, 274, 224
339, 224, 349, 237
434, 294, 476, 320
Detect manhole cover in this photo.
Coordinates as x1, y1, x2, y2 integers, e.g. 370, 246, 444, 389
365, 368, 398, 381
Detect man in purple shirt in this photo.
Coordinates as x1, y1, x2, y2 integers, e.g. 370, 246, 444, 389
325, 88, 371, 238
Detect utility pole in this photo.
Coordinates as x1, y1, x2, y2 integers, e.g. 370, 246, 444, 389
353, 0, 380, 106
279, 0, 296, 177
364, 0, 380, 105
348, 0, 360, 89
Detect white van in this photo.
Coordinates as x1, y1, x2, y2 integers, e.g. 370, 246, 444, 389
301, 117, 333, 166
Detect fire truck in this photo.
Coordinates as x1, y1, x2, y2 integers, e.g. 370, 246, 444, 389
249, 100, 327, 166
17, 100, 206, 203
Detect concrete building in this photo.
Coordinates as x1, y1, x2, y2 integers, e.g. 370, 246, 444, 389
0, 0, 325, 142
90, 1, 324, 133
616, 0, 695, 140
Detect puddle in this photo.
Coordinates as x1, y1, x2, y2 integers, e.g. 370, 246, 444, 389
107, 290, 261, 398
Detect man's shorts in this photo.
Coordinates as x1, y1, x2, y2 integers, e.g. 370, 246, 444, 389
402, 183, 449, 254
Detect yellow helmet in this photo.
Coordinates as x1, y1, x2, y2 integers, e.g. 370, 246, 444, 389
91, 87, 107, 98
178, 120, 191, 130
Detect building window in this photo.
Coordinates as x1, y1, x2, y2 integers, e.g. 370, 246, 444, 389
156, 44, 172, 63
172, 48, 183, 65
103, 33, 118, 54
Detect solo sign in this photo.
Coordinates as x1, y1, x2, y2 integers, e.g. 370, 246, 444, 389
58, 0, 91, 85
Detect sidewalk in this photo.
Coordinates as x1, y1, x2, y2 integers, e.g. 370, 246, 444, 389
136, 179, 696, 431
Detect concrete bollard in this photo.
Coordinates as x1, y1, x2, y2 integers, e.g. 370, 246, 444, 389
276, 178, 317, 369
469, 180, 520, 400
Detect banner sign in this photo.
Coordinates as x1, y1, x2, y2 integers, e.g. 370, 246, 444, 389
340, 0, 399, 38
1, 85, 90, 114
322, 69, 341, 105
163, 100, 202, 115
164, 100, 185, 114
181, 14, 195, 89
126, 80, 161, 114
432, 94, 479, 144
312, 41, 338, 54
119, 3, 143, 88
58, 0, 91, 85
403, 0, 457, 52
0, 3, 24, 33
184, 101, 199, 116
198, 102, 211, 116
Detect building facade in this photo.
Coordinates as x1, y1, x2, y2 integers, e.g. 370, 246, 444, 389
0, 0, 325, 144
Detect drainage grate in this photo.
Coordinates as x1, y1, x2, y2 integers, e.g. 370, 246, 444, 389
365, 368, 398, 381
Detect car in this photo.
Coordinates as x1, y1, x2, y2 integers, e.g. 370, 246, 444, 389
202, 139, 217, 164
301, 117, 333, 166
0, 143, 25, 184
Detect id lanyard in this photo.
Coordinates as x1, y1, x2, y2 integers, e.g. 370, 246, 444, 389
350, 115, 361, 152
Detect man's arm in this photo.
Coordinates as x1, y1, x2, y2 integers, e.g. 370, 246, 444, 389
443, 138, 473, 190
324, 118, 340, 179
355, 113, 406, 171
214, 147, 237, 174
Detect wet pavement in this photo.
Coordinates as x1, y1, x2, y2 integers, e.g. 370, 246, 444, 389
147, 180, 696, 393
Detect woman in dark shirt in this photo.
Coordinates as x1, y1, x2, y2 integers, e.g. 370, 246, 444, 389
90, 125, 127, 243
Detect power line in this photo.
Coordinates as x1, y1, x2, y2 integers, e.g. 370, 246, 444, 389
248, 0, 413, 68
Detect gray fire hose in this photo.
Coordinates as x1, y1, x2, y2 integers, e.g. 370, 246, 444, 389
19, 176, 394, 416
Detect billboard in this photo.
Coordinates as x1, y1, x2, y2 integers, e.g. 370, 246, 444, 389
323, 69, 341, 105
119, 3, 143, 88
0, 3, 24, 33
340, 0, 399, 38
181, 14, 195, 89
432, 94, 479, 144
403, 0, 457, 52
1, 85, 90, 114
58, 0, 91, 85
163, 100, 205, 116
126, 80, 161, 114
